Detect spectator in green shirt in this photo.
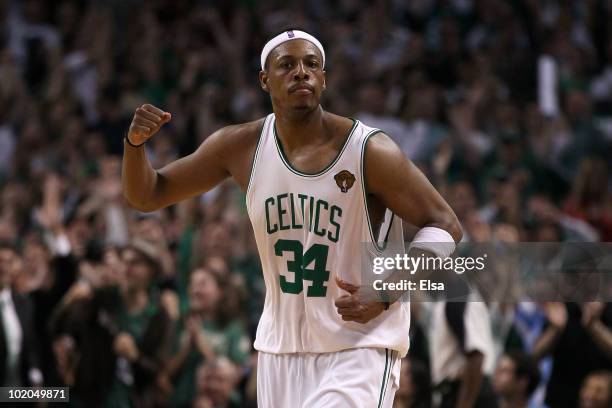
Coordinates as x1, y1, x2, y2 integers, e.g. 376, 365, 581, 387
165, 268, 250, 408
106, 242, 176, 408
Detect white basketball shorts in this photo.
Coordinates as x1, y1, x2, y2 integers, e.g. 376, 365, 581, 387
257, 347, 401, 408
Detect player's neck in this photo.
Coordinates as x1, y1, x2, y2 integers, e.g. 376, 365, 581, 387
274, 105, 328, 149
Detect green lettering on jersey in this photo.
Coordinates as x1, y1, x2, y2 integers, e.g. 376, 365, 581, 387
263, 194, 342, 243
289, 193, 302, 229
265, 197, 277, 234
274, 239, 330, 297
298, 194, 308, 219
328, 205, 342, 243
274, 239, 303, 294
302, 243, 330, 296
308, 196, 315, 232
277, 193, 290, 230
314, 199, 328, 237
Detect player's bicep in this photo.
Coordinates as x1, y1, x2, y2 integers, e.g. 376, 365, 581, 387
152, 130, 230, 208
364, 133, 459, 234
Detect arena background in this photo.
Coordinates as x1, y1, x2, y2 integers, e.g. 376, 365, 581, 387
0, 0, 611, 407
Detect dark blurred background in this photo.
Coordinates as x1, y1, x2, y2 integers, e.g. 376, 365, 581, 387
0, 0, 610, 407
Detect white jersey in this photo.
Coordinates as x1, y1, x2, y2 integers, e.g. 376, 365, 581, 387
246, 113, 411, 356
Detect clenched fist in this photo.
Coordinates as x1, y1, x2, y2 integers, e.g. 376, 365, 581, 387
127, 104, 172, 146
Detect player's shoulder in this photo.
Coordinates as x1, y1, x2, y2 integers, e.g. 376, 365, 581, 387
193, 118, 268, 184
362, 129, 409, 175
363, 130, 403, 161
323, 112, 401, 157
212, 117, 267, 147
199, 117, 267, 162
362, 130, 413, 194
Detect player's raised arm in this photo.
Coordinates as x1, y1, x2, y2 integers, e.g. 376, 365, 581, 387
122, 104, 231, 212
364, 132, 462, 242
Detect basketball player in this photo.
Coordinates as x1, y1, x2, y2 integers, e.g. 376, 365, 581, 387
122, 30, 462, 407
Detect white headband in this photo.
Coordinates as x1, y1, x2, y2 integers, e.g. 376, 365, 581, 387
260, 30, 326, 70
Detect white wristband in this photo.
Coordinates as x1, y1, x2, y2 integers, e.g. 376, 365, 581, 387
409, 226, 456, 258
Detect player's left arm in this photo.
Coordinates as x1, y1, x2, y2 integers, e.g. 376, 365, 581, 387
364, 132, 462, 241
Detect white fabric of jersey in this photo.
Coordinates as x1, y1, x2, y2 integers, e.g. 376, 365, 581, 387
246, 113, 411, 356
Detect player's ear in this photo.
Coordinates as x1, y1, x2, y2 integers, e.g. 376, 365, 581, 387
322, 70, 327, 91
259, 71, 270, 93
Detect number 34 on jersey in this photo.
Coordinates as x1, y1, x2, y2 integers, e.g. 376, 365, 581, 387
264, 192, 345, 298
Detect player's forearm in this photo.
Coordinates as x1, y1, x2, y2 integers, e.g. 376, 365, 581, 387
422, 208, 463, 244
122, 140, 159, 212
379, 248, 438, 304
378, 225, 459, 305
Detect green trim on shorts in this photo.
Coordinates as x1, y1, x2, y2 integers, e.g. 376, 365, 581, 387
378, 348, 389, 408
381, 351, 396, 405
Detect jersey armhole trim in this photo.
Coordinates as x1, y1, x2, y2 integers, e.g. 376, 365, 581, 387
381, 213, 395, 249
360, 129, 394, 253
246, 116, 268, 197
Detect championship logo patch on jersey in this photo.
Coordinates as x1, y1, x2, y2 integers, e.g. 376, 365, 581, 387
334, 170, 356, 193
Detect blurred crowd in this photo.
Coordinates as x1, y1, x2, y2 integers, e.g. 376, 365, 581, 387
0, 0, 611, 407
